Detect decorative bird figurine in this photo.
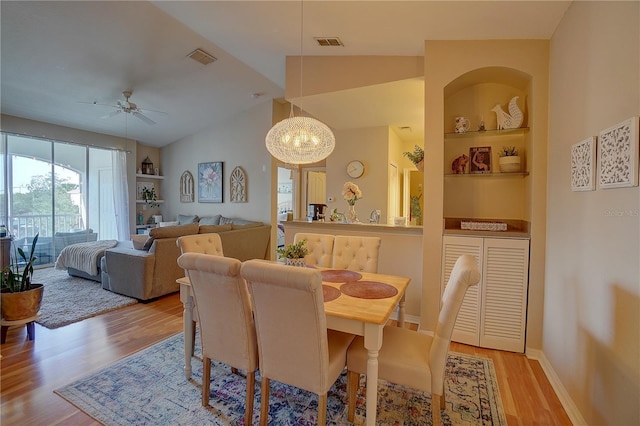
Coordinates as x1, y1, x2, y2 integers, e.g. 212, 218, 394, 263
491, 96, 523, 130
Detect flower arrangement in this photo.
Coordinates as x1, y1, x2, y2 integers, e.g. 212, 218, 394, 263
277, 240, 309, 260
342, 181, 362, 206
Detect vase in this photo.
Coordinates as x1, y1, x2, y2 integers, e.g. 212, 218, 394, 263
346, 204, 359, 223
284, 258, 306, 267
0, 284, 44, 321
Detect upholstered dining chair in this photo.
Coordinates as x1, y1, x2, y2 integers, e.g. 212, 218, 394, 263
293, 232, 334, 267
346, 254, 481, 426
331, 235, 381, 273
177, 252, 258, 425
240, 259, 355, 426
176, 233, 224, 256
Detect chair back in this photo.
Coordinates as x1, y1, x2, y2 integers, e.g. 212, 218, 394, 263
429, 254, 481, 391
332, 235, 381, 273
294, 232, 334, 267
240, 259, 329, 395
176, 233, 224, 256
177, 252, 257, 372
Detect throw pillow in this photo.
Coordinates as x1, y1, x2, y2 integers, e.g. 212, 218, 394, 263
178, 214, 199, 225
131, 235, 149, 250
198, 223, 232, 234
218, 216, 234, 225
198, 215, 221, 225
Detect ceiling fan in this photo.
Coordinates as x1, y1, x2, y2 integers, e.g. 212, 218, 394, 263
93, 90, 167, 125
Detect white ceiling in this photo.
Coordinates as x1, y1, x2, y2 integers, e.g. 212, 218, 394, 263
0, 1, 570, 147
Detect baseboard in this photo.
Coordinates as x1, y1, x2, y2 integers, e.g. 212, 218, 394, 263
526, 348, 587, 426
388, 311, 420, 325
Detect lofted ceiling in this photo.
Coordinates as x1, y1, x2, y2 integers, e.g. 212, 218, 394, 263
0, 1, 571, 147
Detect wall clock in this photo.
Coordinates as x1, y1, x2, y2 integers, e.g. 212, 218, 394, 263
346, 160, 365, 178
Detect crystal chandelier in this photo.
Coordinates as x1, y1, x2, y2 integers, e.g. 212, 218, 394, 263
264, 0, 335, 164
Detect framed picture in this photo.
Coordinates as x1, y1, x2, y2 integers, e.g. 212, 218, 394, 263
198, 161, 223, 203
571, 136, 597, 191
598, 116, 639, 189
136, 181, 154, 200
469, 146, 492, 174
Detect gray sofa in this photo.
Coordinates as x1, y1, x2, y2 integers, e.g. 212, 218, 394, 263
101, 219, 271, 300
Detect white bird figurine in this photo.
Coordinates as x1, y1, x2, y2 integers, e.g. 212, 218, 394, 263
491, 96, 523, 130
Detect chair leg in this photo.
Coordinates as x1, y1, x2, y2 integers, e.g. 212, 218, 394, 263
432, 394, 442, 426
260, 377, 270, 426
347, 370, 359, 422
318, 393, 327, 425
440, 391, 446, 410
245, 370, 255, 426
191, 321, 197, 356
202, 357, 211, 407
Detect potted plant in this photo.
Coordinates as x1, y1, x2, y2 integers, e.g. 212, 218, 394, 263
276, 239, 309, 267
142, 186, 159, 208
1, 233, 44, 321
498, 146, 521, 172
403, 145, 425, 172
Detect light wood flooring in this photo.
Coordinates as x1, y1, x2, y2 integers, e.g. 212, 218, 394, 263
0, 292, 572, 425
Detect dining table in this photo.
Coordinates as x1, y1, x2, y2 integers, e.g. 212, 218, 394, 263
177, 266, 410, 426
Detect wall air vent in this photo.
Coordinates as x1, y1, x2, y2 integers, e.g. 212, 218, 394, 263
187, 48, 217, 65
314, 37, 344, 47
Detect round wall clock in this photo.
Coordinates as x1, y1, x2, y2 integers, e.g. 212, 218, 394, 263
346, 160, 365, 178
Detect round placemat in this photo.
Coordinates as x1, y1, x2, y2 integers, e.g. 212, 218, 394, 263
322, 285, 341, 302
321, 269, 362, 283
340, 281, 398, 299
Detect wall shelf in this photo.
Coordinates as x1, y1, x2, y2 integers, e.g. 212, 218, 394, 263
445, 127, 530, 140
136, 200, 165, 204
136, 174, 164, 180
445, 171, 529, 178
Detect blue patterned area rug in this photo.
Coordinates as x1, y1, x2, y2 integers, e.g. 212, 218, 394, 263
54, 332, 507, 425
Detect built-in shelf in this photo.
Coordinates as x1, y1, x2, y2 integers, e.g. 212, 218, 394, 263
445, 171, 529, 177
136, 200, 165, 204
444, 127, 530, 140
136, 174, 164, 180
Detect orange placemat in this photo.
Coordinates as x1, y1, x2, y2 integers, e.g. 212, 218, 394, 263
321, 269, 362, 283
322, 285, 341, 302
340, 281, 398, 299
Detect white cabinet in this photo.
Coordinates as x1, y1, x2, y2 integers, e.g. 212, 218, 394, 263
442, 235, 530, 352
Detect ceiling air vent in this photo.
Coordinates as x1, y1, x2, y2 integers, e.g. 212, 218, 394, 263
187, 48, 217, 65
314, 37, 344, 47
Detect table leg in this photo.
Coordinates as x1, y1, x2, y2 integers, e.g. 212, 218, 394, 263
397, 293, 406, 328
363, 323, 384, 426
26, 321, 35, 341
1, 326, 8, 344
183, 293, 195, 379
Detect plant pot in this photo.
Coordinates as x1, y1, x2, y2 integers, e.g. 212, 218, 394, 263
284, 258, 306, 268
1, 283, 44, 321
415, 159, 424, 172
499, 156, 521, 173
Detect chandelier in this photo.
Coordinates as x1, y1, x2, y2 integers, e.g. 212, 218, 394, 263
264, 0, 335, 164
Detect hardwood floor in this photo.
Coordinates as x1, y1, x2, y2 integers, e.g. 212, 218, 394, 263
1, 293, 572, 425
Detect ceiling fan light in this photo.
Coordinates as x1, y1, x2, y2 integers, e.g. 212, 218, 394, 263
265, 116, 335, 164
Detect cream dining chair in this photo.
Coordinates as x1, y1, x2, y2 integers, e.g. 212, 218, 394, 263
240, 259, 354, 425
346, 254, 481, 426
177, 252, 258, 425
293, 232, 334, 267
331, 235, 381, 273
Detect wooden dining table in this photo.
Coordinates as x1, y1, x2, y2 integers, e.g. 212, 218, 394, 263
177, 267, 410, 426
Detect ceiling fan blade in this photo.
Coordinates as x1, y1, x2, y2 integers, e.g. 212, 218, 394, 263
133, 111, 156, 125
100, 109, 122, 119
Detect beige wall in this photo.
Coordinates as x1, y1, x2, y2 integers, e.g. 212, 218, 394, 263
422, 40, 549, 349
161, 101, 274, 226
546, 2, 639, 424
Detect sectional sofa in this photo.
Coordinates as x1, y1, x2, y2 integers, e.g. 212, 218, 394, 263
100, 216, 271, 300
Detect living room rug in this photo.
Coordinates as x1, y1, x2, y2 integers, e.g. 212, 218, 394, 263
54, 332, 507, 425
33, 267, 137, 329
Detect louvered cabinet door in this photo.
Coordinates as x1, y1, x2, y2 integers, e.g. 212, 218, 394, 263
480, 238, 530, 352
441, 236, 483, 347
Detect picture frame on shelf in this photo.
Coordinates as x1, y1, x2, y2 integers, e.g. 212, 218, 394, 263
571, 136, 597, 191
469, 146, 492, 174
198, 161, 223, 203
597, 116, 639, 189
136, 181, 155, 201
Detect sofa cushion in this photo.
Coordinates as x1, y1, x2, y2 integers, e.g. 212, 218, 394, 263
131, 235, 149, 250
231, 222, 263, 230
178, 214, 199, 225
159, 221, 179, 227
143, 222, 199, 250
198, 215, 221, 225
199, 223, 232, 234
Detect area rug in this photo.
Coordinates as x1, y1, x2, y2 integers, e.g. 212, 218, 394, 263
33, 267, 137, 329
54, 332, 507, 425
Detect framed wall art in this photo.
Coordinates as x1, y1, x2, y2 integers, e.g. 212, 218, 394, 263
180, 170, 194, 203
571, 136, 597, 191
598, 116, 639, 189
230, 166, 247, 203
469, 146, 492, 174
198, 161, 223, 203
